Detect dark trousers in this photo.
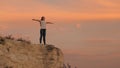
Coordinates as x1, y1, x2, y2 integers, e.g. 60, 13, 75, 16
40, 29, 46, 45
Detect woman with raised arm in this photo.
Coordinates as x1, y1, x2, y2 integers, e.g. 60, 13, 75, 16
32, 16, 53, 45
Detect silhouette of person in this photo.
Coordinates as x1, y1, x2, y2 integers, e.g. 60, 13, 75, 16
32, 16, 53, 45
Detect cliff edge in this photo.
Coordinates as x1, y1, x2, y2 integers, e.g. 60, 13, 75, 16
0, 36, 64, 68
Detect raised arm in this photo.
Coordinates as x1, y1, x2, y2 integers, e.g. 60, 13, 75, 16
32, 19, 40, 22
46, 22, 54, 24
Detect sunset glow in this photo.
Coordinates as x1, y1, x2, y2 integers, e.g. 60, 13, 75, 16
0, 0, 120, 68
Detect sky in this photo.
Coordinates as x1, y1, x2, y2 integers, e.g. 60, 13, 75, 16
0, 0, 120, 68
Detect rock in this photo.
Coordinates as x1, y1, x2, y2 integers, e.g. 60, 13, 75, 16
0, 39, 64, 68
0, 36, 5, 45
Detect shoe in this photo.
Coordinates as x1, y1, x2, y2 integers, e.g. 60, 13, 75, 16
40, 43, 42, 45
44, 44, 46, 46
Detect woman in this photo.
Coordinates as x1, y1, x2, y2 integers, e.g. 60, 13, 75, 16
32, 16, 53, 45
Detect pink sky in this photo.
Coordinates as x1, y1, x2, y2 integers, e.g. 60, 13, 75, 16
0, 0, 120, 68
0, 0, 120, 21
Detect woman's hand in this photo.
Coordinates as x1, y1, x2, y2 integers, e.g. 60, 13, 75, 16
46, 22, 54, 24
32, 19, 36, 21
32, 19, 40, 22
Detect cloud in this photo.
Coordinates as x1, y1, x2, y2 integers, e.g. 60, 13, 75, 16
83, 37, 120, 42
76, 23, 80, 29
41, 0, 120, 10
96, 0, 120, 8
0, 24, 8, 31
0, 0, 120, 21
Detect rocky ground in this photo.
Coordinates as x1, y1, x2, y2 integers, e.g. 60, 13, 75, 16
0, 36, 64, 68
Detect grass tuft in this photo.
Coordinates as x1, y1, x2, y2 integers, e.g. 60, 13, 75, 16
0, 36, 5, 45
17, 38, 31, 44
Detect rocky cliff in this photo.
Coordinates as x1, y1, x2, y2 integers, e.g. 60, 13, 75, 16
0, 37, 64, 68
